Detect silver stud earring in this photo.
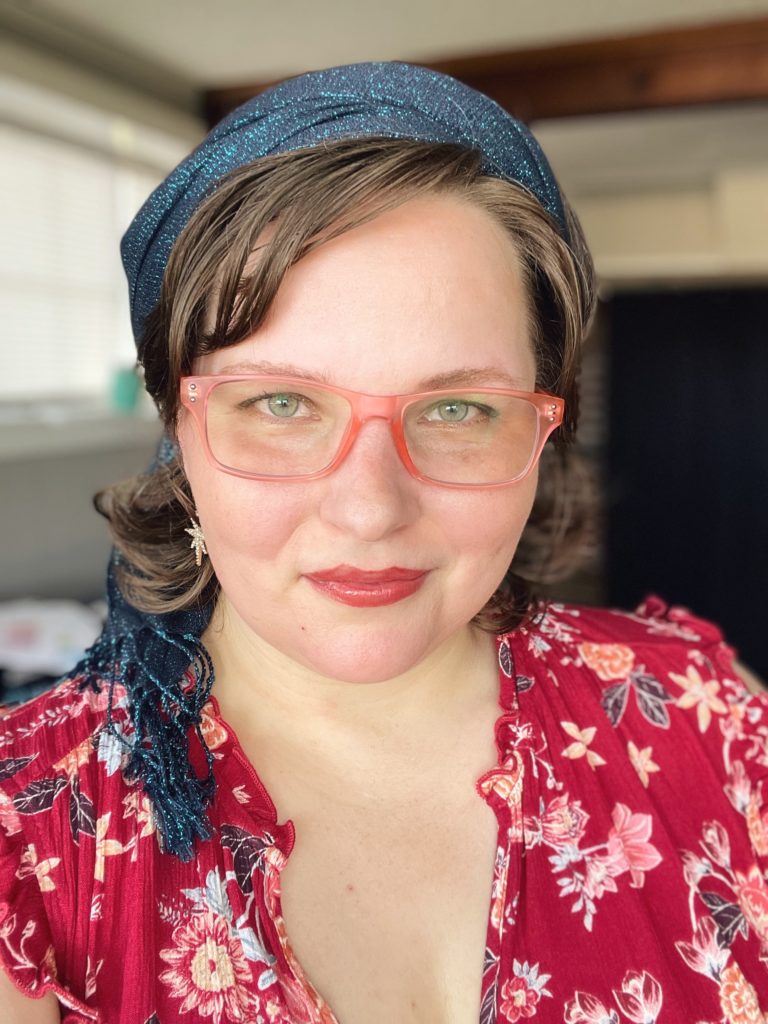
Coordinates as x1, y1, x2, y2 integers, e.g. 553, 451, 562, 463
184, 514, 208, 567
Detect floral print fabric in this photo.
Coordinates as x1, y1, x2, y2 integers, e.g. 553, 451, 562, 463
0, 594, 767, 1023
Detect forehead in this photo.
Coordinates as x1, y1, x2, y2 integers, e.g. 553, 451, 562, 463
199, 193, 536, 390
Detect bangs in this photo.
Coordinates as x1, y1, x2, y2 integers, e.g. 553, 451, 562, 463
195, 139, 484, 359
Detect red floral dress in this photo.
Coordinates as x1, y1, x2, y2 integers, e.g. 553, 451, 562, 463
1, 594, 768, 1023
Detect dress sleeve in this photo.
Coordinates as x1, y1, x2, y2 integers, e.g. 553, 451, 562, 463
635, 594, 768, 872
0, 795, 100, 1022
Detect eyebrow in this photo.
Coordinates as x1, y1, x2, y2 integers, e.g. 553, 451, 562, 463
216, 360, 532, 391
218, 360, 333, 381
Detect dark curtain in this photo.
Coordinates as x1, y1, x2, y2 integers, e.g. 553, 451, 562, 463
606, 287, 768, 680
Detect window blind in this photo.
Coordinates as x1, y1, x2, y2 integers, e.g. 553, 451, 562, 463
0, 71, 195, 404
0, 122, 163, 400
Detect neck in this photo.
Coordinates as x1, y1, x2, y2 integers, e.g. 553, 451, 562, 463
202, 597, 500, 760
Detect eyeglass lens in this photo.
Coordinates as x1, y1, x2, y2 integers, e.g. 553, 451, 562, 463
204, 379, 541, 484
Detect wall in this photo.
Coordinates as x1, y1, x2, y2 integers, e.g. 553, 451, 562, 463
533, 105, 768, 288
0, 41, 197, 605
577, 170, 768, 285
0, 421, 161, 602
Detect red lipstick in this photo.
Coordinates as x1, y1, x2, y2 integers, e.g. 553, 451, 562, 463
303, 565, 428, 607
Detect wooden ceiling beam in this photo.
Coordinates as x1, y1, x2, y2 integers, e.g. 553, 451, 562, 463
204, 17, 768, 127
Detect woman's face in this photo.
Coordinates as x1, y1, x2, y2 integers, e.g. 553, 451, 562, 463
177, 193, 540, 683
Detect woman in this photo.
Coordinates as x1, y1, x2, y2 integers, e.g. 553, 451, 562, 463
1, 61, 766, 1024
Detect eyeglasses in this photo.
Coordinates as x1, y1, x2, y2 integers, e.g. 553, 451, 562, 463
179, 375, 564, 489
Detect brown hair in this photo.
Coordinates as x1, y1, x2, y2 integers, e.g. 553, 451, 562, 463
98, 137, 598, 632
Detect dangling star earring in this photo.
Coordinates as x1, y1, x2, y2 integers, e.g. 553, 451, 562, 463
184, 514, 208, 567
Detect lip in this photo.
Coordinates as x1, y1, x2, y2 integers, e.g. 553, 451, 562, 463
303, 566, 429, 607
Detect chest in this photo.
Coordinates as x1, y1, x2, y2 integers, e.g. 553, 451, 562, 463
270, 774, 500, 1024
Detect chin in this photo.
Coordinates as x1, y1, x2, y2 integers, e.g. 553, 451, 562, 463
301, 629, 438, 683
267, 615, 454, 684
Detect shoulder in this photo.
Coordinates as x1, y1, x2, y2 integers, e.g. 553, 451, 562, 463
507, 593, 768, 733
515, 592, 750, 676
0, 673, 137, 857
508, 593, 768, 807
528, 592, 728, 648
0, 674, 136, 1013
589, 595, 765, 692
0, 673, 132, 795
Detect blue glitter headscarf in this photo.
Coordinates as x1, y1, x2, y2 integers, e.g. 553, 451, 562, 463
77, 60, 571, 861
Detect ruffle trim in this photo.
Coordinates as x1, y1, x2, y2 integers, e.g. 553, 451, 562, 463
0, 823, 100, 1021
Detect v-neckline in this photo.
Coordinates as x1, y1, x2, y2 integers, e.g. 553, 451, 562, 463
201, 628, 524, 1024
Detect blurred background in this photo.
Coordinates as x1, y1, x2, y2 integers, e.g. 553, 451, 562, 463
1, 0, 767, 697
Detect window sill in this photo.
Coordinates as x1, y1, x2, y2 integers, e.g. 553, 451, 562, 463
0, 409, 163, 461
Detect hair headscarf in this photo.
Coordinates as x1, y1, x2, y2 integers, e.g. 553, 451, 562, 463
76, 60, 571, 860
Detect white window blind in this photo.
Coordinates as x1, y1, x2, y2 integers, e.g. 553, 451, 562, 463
0, 79, 195, 403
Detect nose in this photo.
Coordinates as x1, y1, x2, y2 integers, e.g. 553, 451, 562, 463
317, 417, 420, 541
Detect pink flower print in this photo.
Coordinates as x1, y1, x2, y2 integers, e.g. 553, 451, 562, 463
578, 643, 635, 681
52, 736, 94, 777
0, 788, 21, 837
675, 915, 730, 981
489, 848, 511, 932
72, 681, 128, 716
499, 975, 540, 1020
564, 991, 620, 1023
561, 722, 607, 770
605, 804, 662, 888
122, 789, 157, 839
720, 702, 748, 743
500, 962, 553, 1021
718, 961, 765, 1023
272, 925, 337, 1023
478, 754, 526, 839
734, 865, 768, 946
626, 742, 660, 789
479, 751, 524, 807
700, 821, 731, 869
16, 843, 60, 893
280, 975, 330, 1022
94, 813, 133, 883
612, 970, 663, 1022
540, 794, 590, 850
482, 768, 523, 809
725, 761, 753, 814
0, 903, 15, 940
264, 999, 285, 1023
262, 846, 286, 918
669, 665, 728, 733
200, 704, 229, 752
681, 850, 711, 888
746, 791, 768, 857
583, 852, 624, 900
159, 909, 259, 1022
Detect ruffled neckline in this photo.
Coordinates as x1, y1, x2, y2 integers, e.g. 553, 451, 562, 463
191, 623, 534, 855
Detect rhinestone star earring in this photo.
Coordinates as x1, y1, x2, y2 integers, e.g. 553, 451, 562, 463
184, 514, 208, 567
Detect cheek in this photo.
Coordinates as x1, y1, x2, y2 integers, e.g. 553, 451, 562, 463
198, 482, 307, 568
435, 471, 538, 562
177, 416, 307, 566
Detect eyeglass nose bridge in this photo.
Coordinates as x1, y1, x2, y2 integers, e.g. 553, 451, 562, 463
351, 393, 400, 419
329, 392, 423, 481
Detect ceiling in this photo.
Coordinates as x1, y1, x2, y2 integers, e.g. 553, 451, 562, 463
535, 104, 768, 195
4, 0, 768, 89
3, 0, 768, 197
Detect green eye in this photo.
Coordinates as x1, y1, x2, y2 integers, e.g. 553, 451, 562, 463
436, 400, 469, 422
267, 394, 300, 417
